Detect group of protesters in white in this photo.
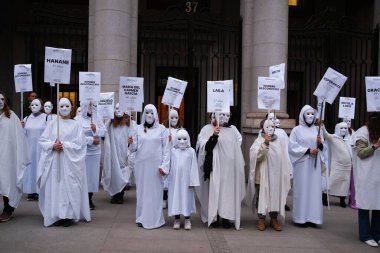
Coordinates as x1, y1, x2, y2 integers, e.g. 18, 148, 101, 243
1, 91, 379, 247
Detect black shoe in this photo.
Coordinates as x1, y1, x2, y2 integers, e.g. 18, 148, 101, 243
322, 193, 328, 206
221, 218, 233, 229
32, 193, 39, 201
110, 195, 118, 204
340, 197, 347, 208
27, 194, 34, 201
53, 219, 65, 226
116, 191, 124, 204
306, 222, 318, 228
89, 200, 95, 210
210, 220, 219, 228
136, 222, 143, 227
285, 205, 291, 211
0, 211, 12, 222
293, 222, 308, 228
62, 219, 74, 227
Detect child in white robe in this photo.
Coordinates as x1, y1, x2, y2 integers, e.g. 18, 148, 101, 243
161, 129, 199, 230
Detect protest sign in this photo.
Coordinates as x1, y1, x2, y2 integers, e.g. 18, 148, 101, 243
258, 77, 281, 110
97, 92, 114, 119
365, 77, 380, 112
44, 46, 72, 84
79, 72, 101, 102
338, 97, 356, 119
313, 67, 347, 104
161, 77, 188, 108
14, 64, 33, 92
207, 81, 230, 113
119, 77, 144, 112
269, 63, 285, 89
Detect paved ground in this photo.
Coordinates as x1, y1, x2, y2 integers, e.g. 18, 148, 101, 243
0, 189, 377, 253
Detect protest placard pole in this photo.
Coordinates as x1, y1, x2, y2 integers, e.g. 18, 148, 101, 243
168, 105, 171, 134
56, 83, 61, 182
216, 112, 220, 128
21, 92, 24, 120
314, 99, 325, 168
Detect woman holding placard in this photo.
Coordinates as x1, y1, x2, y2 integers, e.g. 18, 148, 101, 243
353, 112, 380, 247
130, 104, 169, 229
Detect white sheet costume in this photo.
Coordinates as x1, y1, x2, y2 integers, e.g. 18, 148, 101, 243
245, 120, 291, 222
322, 122, 352, 197
102, 104, 136, 197
23, 99, 47, 194
164, 129, 199, 217
196, 113, 245, 229
289, 105, 327, 225
37, 98, 91, 227
76, 101, 106, 193
0, 109, 30, 208
131, 104, 169, 229
44, 101, 57, 122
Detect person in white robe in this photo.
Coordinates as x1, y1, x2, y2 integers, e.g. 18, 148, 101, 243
196, 112, 245, 229
289, 105, 327, 227
162, 109, 182, 209
0, 92, 30, 222
125, 111, 137, 189
37, 97, 90, 227
74, 107, 81, 120
102, 103, 134, 204
22, 99, 47, 201
321, 122, 352, 208
130, 104, 169, 229
353, 112, 380, 247
245, 119, 291, 231
343, 117, 357, 209
75, 100, 106, 210
44, 101, 57, 122
160, 129, 199, 230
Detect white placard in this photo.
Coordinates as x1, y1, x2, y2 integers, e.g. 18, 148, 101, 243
365, 77, 380, 112
257, 77, 281, 110
161, 77, 188, 108
79, 72, 101, 102
97, 92, 114, 119
313, 67, 347, 104
14, 64, 33, 92
316, 97, 326, 121
338, 97, 356, 119
207, 81, 230, 113
44, 47, 72, 84
269, 63, 285, 89
208, 80, 234, 106
119, 76, 144, 112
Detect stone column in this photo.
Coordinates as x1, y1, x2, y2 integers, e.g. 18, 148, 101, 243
88, 0, 138, 98
241, 0, 294, 170
374, 0, 380, 75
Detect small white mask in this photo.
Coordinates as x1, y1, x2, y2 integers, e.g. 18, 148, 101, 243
176, 129, 189, 150
59, 98, 72, 117
145, 109, 155, 124
0, 94, 4, 111
339, 126, 348, 138
263, 120, 275, 136
44, 101, 53, 114
343, 118, 351, 129
114, 103, 124, 118
275, 119, 280, 128
268, 112, 276, 123
304, 109, 315, 125
218, 113, 229, 125
76, 107, 81, 116
169, 110, 179, 127
31, 99, 42, 114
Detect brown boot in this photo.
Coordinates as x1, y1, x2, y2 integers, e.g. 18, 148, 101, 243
270, 218, 282, 231
257, 218, 266, 231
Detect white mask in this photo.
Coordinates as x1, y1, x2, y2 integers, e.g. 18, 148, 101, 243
0, 94, 4, 111
114, 103, 124, 118
76, 107, 81, 116
31, 99, 42, 114
268, 112, 276, 123
145, 109, 155, 124
304, 110, 315, 125
176, 129, 189, 150
343, 118, 351, 128
275, 119, 280, 128
263, 120, 275, 136
218, 113, 229, 125
59, 98, 72, 117
339, 126, 348, 138
44, 101, 53, 114
169, 110, 179, 127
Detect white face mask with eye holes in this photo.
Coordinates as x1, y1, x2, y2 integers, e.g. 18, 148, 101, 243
343, 118, 351, 129
218, 113, 229, 125
169, 110, 179, 127
304, 110, 315, 125
59, 98, 72, 117
145, 109, 155, 124
275, 119, 280, 128
0, 94, 4, 111
114, 103, 124, 118
263, 120, 275, 136
176, 129, 189, 150
44, 101, 53, 114
339, 126, 348, 138
31, 99, 42, 114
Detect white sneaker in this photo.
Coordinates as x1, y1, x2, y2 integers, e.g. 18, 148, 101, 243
173, 219, 180, 230
364, 239, 379, 247
163, 200, 167, 209
184, 219, 191, 230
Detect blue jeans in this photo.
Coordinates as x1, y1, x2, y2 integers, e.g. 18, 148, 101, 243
358, 209, 380, 242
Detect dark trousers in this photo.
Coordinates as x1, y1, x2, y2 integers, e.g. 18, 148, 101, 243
358, 209, 380, 242
3, 196, 15, 214
175, 215, 190, 219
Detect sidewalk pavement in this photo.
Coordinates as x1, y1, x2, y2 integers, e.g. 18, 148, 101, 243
0, 189, 377, 253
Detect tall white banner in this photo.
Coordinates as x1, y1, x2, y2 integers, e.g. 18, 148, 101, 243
14, 64, 33, 92
269, 63, 285, 89
313, 67, 347, 104
98, 92, 114, 119
338, 97, 356, 119
365, 77, 380, 112
316, 97, 326, 121
44, 46, 72, 84
161, 77, 188, 108
79, 72, 101, 102
119, 77, 144, 112
257, 77, 281, 110
207, 81, 230, 113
